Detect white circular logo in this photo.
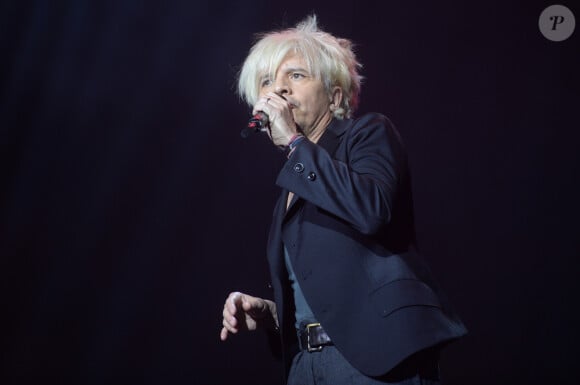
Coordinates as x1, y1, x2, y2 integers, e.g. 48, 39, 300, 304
539, 4, 576, 42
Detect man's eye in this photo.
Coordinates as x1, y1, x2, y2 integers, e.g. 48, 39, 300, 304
291, 73, 304, 80
261, 79, 272, 87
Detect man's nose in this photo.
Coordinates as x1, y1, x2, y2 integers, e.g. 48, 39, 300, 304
274, 81, 289, 96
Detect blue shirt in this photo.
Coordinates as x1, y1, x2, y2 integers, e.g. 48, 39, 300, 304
284, 246, 317, 329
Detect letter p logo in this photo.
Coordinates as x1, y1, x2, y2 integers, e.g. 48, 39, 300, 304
539, 5, 576, 41
550, 15, 565, 30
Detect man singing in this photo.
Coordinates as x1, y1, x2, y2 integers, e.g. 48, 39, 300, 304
220, 15, 466, 385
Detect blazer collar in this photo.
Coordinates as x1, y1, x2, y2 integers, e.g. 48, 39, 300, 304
317, 117, 350, 156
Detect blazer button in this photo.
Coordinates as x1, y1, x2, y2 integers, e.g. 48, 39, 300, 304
293, 163, 305, 173
307, 172, 316, 181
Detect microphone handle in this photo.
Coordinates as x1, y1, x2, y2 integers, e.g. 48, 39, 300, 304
241, 112, 269, 138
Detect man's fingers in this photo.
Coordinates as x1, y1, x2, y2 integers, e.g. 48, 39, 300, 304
222, 302, 237, 325
220, 326, 228, 341
242, 297, 267, 318
222, 316, 238, 334
227, 291, 242, 313
230, 291, 261, 313
220, 292, 274, 340
242, 298, 257, 312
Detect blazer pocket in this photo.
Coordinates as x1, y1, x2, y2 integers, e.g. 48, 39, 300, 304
369, 279, 441, 318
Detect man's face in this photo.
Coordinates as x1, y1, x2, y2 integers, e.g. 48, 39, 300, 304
258, 54, 334, 137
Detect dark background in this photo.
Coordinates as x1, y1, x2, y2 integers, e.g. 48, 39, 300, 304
1, 1, 578, 384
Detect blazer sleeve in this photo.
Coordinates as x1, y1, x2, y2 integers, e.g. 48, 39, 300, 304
276, 113, 407, 235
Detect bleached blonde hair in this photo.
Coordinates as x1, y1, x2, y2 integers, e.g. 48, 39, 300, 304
237, 15, 362, 119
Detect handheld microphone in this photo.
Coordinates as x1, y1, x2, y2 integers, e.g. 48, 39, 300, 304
241, 112, 269, 138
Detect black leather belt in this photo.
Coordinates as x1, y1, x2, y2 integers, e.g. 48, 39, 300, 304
298, 323, 333, 352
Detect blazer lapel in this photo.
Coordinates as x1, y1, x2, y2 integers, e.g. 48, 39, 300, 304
319, 117, 350, 154
282, 118, 351, 220
267, 193, 287, 275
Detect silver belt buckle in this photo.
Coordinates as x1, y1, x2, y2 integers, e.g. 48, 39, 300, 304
306, 322, 323, 352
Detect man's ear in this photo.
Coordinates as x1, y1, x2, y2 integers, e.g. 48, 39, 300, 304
330, 86, 343, 110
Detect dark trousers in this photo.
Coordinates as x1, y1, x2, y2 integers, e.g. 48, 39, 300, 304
287, 346, 440, 385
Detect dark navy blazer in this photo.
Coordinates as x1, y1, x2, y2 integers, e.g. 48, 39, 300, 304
266, 113, 467, 377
